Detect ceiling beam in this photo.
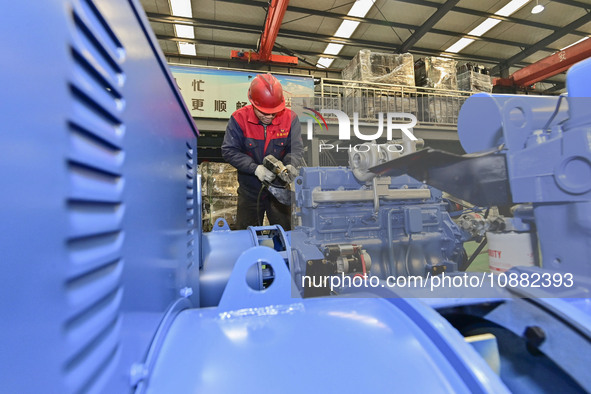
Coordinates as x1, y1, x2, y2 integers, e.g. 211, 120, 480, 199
512, 38, 591, 86
147, 12, 556, 55
217, 0, 590, 38
153, 21, 530, 67
215, 0, 419, 29
163, 52, 347, 72
156, 34, 353, 60
541, 82, 566, 93
399, 0, 461, 53
551, 0, 591, 10
492, 11, 591, 74
394, 0, 590, 37
210, 1, 560, 52
148, 13, 262, 35
163, 49, 561, 86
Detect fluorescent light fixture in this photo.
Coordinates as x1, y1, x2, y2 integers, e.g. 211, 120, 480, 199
316, 57, 335, 69
561, 36, 589, 50
347, 0, 375, 18
175, 24, 195, 39
443, 0, 530, 54
178, 42, 196, 56
531, 3, 545, 13
170, 0, 193, 17
323, 43, 344, 55
445, 37, 475, 53
496, 0, 530, 16
334, 20, 360, 39
170, 0, 194, 56
468, 18, 502, 37
317, 0, 375, 68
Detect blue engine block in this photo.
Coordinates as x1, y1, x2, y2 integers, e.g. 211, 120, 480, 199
291, 167, 469, 295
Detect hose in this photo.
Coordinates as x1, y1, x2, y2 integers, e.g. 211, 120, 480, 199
543, 93, 567, 132
359, 250, 367, 277
256, 184, 265, 226
465, 238, 488, 269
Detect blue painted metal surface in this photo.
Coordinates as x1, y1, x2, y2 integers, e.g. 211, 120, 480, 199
457, 65, 591, 277
146, 247, 509, 394
435, 66, 591, 390
0, 0, 199, 392
457, 93, 569, 154
200, 219, 291, 307
291, 167, 469, 291
476, 293, 591, 392
3, 0, 591, 393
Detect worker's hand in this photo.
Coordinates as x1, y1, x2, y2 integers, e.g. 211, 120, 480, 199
255, 164, 276, 183
285, 164, 298, 183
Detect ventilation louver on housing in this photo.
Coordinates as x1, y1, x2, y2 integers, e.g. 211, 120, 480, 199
186, 141, 197, 269
64, 0, 126, 391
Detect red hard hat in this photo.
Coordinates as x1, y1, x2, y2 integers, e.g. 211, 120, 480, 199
248, 73, 285, 113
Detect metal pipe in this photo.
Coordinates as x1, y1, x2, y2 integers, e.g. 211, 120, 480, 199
387, 208, 398, 277
372, 176, 379, 212
312, 188, 431, 203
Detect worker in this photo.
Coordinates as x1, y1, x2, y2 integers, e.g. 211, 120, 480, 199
222, 73, 303, 230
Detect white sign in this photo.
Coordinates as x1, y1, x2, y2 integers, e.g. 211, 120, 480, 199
170, 66, 315, 119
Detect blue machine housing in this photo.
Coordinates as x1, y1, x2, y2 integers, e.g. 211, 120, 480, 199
146, 246, 509, 394
1, 0, 201, 392
291, 167, 469, 292
199, 219, 292, 307
457, 90, 591, 277
2, 1, 591, 393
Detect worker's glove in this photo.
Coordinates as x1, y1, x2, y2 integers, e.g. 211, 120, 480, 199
285, 164, 298, 183
255, 164, 276, 183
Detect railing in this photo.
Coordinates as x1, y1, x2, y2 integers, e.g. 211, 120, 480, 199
317, 140, 341, 166
315, 78, 473, 126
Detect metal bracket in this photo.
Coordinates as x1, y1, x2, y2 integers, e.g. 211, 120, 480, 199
218, 246, 299, 312
212, 218, 231, 231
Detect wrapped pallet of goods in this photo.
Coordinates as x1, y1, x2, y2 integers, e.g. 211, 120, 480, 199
199, 162, 239, 231
342, 49, 415, 86
341, 49, 416, 120
457, 63, 492, 93
414, 57, 461, 124
414, 56, 458, 90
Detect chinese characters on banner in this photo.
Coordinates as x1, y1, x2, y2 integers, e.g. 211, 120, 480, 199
170, 65, 314, 119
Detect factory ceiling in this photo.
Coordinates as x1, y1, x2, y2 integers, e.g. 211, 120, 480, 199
139, 0, 591, 91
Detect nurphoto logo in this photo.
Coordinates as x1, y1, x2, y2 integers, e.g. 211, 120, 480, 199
302, 109, 417, 153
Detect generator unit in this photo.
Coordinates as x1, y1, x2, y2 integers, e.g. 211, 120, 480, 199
1, 1, 591, 393
290, 141, 472, 297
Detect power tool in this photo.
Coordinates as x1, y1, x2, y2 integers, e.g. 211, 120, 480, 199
261, 155, 296, 205
263, 155, 292, 185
